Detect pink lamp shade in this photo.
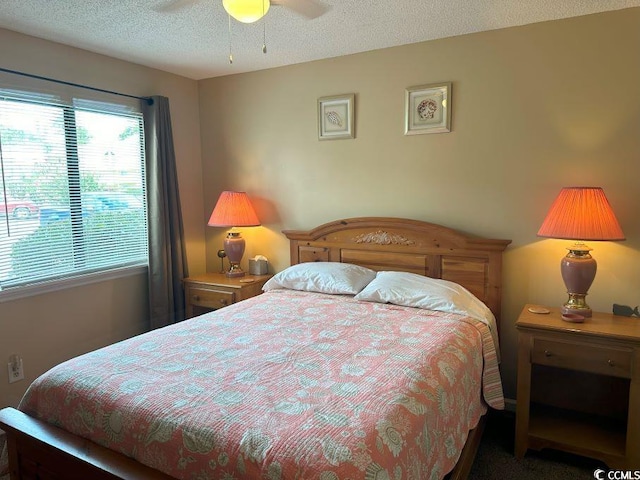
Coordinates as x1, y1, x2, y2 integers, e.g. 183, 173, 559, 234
537, 187, 625, 241
537, 187, 624, 318
207, 191, 260, 228
208, 191, 260, 278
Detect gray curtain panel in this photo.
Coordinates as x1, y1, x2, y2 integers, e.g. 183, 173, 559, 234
143, 96, 189, 329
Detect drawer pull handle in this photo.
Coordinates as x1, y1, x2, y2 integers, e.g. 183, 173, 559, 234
219, 299, 228, 306
544, 350, 553, 357
193, 295, 200, 302
608, 359, 615, 367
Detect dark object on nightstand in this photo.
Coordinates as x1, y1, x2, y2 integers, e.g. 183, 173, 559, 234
613, 304, 639, 317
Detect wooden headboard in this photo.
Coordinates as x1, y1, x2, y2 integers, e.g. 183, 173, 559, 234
283, 217, 511, 323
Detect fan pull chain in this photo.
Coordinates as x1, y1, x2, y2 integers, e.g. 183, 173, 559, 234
228, 14, 233, 64
262, 0, 267, 54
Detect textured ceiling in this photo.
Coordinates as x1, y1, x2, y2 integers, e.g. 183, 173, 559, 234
1, 0, 639, 80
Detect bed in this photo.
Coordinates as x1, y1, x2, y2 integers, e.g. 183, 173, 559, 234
0, 217, 511, 479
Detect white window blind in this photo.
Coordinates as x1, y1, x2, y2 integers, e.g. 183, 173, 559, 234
0, 90, 148, 293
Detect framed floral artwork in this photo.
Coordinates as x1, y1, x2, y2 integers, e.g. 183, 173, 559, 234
318, 94, 354, 140
404, 82, 451, 135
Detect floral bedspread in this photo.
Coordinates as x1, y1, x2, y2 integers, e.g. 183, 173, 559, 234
18, 290, 503, 479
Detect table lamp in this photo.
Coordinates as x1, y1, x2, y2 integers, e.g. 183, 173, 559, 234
208, 191, 260, 278
537, 187, 625, 317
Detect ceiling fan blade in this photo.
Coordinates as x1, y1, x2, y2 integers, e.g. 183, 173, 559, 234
153, 0, 200, 13
271, 0, 329, 19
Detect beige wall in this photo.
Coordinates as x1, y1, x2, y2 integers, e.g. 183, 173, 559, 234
199, 8, 640, 400
0, 29, 206, 407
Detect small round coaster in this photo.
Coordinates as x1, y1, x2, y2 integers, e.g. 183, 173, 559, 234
528, 306, 550, 314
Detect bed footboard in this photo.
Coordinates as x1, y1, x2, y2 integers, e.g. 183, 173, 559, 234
0, 407, 173, 480
1, 406, 485, 480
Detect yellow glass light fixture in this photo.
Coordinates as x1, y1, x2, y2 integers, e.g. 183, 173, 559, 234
223, 0, 270, 23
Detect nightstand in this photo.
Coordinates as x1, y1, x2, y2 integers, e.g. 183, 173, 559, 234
515, 304, 640, 469
183, 273, 273, 318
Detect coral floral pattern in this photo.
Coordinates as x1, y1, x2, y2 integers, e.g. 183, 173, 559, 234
19, 290, 503, 479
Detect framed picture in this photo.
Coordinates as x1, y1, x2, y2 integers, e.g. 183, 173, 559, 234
404, 82, 451, 135
318, 94, 354, 140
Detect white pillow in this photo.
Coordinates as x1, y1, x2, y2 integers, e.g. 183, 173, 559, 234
262, 262, 377, 295
354, 271, 496, 329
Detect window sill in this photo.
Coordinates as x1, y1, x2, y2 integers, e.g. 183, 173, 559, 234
0, 265, 148, 303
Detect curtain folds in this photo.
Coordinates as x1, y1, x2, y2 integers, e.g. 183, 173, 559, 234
143, 96, 189, 329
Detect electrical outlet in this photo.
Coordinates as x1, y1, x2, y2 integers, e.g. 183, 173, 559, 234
7, 354, 24, 383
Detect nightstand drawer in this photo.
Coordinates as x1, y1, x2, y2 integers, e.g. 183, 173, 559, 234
184, 274, 272, 319
189, 287, 235, 310
532, 338, 633, 378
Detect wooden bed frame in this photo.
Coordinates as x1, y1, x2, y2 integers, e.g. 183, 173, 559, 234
0, 217, 510, 480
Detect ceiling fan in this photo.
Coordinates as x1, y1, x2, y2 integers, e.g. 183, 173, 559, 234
155, 0, 329, 21
156, 0, 329, 64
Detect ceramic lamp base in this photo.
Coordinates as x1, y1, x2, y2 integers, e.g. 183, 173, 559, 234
225, 265, 246, 278
560, 244, 596, 318
561, 301, 592, 318
224, 231, 246, 278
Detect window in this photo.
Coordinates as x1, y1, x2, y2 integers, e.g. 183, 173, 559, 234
0, 91, 148, 294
